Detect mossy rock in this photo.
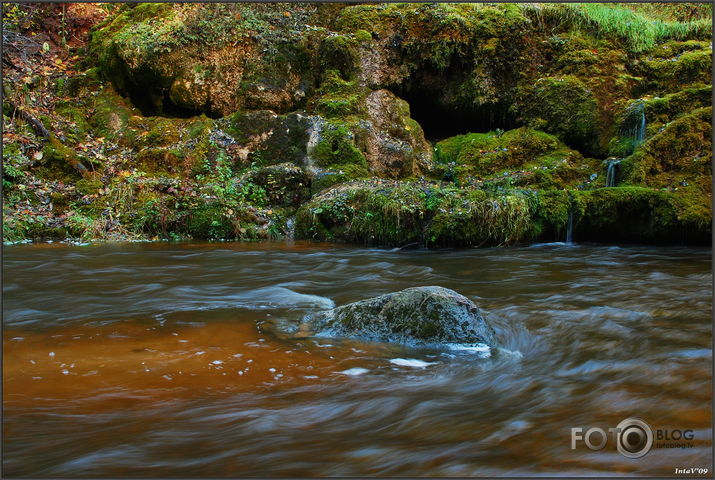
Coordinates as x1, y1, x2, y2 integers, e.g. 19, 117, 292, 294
573, 187, 710, 244
622, 107, 711, 188
634, 44, 712, 95
301, 286, 497, 347
426, 189, 536, 247
88, 86, 138, 143
136, 148, 184, 175
513, 75, 600, 155
75, 178, 103, 196
90, 3, 319, 116
297, 179, 537, 247
222, 110, 312, 168
242, 163, 310, 207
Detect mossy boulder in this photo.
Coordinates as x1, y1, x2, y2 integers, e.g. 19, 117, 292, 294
514, 76, 600, 155
241, 163, 310, 207
90, 3, 319, 116
295, 179, 538, 247
300, 286, 497, 347
622, 107, 711, 189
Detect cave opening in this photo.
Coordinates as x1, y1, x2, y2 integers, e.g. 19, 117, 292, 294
119, 81, 210, 119
389, 63, 521, 143
396, 86, 520, 143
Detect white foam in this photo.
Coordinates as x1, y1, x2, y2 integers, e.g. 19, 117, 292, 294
446, 343, 492, 358
339, 367, 369, 376
389, 358, 437, 368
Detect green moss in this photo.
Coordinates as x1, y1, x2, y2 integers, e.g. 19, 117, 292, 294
427, 189, 535, 246
312, 121, 367, 169
38, 138, 85, 182
75, 178, 103, 196
643, 86, 711, 125
635, 47, 712, 94
3, 214, 67, 242
315, 93, 363, 118
131, 116, 182, 148
531, 190, 572, 241
311, 163, 370, 195
434, 128, 584, 189
136, 148, 184, 175
88, 86, 136, 142
622, 107, 711, 187
319, 34, 360, 80
298, 180, 536, 247
573, 186, 709, 243
514, 75, 599, 155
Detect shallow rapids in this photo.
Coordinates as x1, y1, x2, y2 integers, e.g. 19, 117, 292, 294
3, 241, 712, 476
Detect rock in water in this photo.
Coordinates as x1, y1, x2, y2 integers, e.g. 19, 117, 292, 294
302, 286, 496, 347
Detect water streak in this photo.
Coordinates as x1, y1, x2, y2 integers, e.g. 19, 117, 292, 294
605, 158, 621, 187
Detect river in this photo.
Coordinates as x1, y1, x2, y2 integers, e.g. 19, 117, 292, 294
3, 241, 712, 476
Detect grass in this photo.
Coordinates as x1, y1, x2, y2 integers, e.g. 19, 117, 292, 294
522, 3, 711, 52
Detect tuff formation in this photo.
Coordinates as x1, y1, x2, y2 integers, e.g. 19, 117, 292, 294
3, 3, 712, 245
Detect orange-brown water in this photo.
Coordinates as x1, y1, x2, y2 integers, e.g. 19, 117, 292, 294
3, 241, 712, 476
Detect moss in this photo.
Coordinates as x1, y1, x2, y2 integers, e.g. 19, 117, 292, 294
608, 136, 639, 158
50, 192, 71, 215
315, 93, 363, 118
311, 163, 370, 195
635, 47, 712, 94
573, 186, 709, 244
3, 214, 67, 242
531, 190, 572, 241
514, 75, 600, 155
75, 178, 103, 196
434, 127, 587, 189
312, 70, 368, 118
136, 148, 184, 175
243, 163, 310, 207
130, 116, 182, 148
319, 34, 360, 80
88, 86, 136, 142
312, 121, 367, 169
297, 180, 536, 247
642, 86, 711, 125
37, 137, 86, 182
621, 107, 711, 188
426, 189, 535, 247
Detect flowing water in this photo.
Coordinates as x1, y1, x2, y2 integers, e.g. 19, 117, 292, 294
3, 241, 712, 476
606, 159, 622, 188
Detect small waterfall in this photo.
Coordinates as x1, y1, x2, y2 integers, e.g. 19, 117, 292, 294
605, 158, 621, 187
624, 101, 646, 143
565, 208, 574, 244
303, 115, 325, 176
635, 107, 646, 142
285, 217, 295, 242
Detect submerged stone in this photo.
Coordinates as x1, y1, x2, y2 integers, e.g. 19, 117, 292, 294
301, 286, 497, 347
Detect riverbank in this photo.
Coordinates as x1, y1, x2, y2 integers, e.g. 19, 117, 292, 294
3, 3, 712, 247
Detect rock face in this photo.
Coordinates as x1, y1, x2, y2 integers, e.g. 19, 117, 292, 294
302, 286, 497, 346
